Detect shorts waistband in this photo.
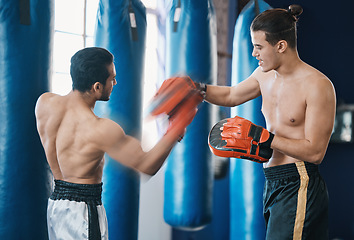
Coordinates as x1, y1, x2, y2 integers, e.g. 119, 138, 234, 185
50, 180, 103, 205
263, 162, 319, 181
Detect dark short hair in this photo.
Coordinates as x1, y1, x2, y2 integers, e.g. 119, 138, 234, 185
251, 5, 303, 49
70, 47, 114, 92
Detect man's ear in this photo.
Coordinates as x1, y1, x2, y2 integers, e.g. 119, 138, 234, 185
92, 82, 102, 92
277, 40, 288, 53
92, 82, 103, 98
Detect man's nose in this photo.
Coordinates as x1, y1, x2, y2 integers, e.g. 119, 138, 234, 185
252, 48, 257, 57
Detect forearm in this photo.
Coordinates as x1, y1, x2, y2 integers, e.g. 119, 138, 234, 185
138, 133, 178, 175
204, 77, 261, 107
106, 132, 177, 176
204, 85, 235, 107
271, 135, 327, 164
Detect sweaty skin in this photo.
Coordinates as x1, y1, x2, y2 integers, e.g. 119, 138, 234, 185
205, 31, 336, 167
35, 62, 193, 184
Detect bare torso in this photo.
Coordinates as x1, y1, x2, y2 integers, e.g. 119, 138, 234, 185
255, 62, 333, 167
35, 92, 105, 184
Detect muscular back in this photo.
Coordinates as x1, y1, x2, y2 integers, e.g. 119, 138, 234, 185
35, 92, 105, 184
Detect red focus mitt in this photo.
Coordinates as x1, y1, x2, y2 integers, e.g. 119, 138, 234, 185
165, 99, 198, 141
148, 76, 204, 141
208, 116, 274, 163
148, 76, 203, 117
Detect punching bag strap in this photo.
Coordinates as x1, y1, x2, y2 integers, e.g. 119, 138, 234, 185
173, 0, 181, 32
254, 0, 260, 16
128, 0, 138, 41
19, 0, 31, 25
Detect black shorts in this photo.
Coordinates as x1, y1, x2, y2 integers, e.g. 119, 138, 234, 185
263, 162, 328, 240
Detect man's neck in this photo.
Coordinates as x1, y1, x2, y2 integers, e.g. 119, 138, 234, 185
69, 90, 97, 111
274, 50, 302, 78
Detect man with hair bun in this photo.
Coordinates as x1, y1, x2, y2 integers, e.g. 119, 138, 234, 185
205, 5, 334, 239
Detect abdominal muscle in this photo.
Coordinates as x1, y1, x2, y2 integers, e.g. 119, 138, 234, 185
261, 96, 307, 168
262, 119, 305, 168
264, 150, 300, 168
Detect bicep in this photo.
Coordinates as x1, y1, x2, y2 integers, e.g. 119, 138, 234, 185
205, 70, 261, 107
305, 79, 336, 147
228, 75, 261, 106
99, 120, 145, 169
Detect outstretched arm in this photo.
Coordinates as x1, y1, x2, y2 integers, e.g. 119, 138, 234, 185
97, 89, 198, 176
97, 118, 185, 175
204, 75, 261, 107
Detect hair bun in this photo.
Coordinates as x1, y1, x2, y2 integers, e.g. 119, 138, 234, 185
288, 4, 303, 18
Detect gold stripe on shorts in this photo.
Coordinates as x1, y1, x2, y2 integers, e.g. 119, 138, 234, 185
293, 161, 309, 240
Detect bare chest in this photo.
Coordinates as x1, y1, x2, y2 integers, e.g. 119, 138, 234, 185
261, 79, 306, 132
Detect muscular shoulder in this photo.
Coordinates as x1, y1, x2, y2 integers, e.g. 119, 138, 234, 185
35, 92, 61, 118
96, 118, 122, 132
36, 92, 61, 110
93, 118, 126, 150
304, 65, 335, 97
301, 66, 336, 110
36, 92, 59, 104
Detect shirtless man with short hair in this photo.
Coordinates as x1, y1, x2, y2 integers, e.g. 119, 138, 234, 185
205, 5, 335, 240
35, 47, 197, 239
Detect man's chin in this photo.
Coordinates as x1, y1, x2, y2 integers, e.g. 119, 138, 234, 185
99, 97, 110, 101
260, 66, 271, 73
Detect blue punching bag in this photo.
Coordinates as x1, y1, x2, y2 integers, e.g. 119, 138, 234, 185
230, 1, 271, 239
163, 0, 217, 230
94, 0, 146, 239
0, 0, 53, 239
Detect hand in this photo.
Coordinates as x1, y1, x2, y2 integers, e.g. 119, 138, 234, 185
148, 76, 203, 142
148, 76, 204, 117
165, 100, 198, 142
193, 82, 207, 99
209, 116, 274, 163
